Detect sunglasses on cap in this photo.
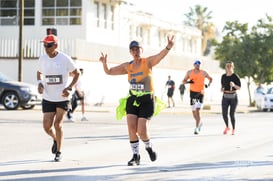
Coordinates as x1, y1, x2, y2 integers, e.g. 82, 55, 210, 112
225, 61, 234, 64
44, 42, 56, 48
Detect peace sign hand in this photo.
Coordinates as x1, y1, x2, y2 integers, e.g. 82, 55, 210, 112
99, 52, 108, 64
166, 35, 175, 49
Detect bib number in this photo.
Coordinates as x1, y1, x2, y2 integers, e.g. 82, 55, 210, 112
45, 75, 63, 85
130, 83, 144, 91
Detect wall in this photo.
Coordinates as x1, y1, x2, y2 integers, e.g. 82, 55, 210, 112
0, 55, 254, 106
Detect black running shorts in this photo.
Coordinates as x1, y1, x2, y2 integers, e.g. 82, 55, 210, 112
42, 99, 69, 113
167, 90, 174, 97
126, 94, 155, 120
190, 91, 204, 105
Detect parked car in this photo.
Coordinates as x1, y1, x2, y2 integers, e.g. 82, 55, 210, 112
254, 86, 273, 111
0, 72, 41, 110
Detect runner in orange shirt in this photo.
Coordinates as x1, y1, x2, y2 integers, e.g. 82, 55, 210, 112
99, 35, 174, 166
183, 60, 212, 135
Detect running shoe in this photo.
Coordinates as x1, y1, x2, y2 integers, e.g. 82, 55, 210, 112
194, 127, 199, 135
146, 147, 157, 161
232, 129, 235, 135
223, 127, 230, 134
128, 154, 140, 166
54, 151, 62, 162
51, 140, 57, 154
81, 116, 88, 121
66, 110, 74, 122
68, 114, 74, 122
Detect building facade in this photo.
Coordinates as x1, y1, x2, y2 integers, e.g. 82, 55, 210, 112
0, 0, 226, 104
0, 0, 203, 59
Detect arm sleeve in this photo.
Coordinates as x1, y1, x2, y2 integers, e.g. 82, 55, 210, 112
221, 74, 225, 90
235, 74, 241, 87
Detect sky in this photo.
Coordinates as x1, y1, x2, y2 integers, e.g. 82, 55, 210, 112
132, 0, 272, 31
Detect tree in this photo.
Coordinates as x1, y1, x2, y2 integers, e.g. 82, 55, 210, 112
184, 5, 217, 56
213, 16, 273, 106
251, 16, 273, 84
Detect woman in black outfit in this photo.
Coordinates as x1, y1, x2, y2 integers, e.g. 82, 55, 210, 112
221, 61, 241, 135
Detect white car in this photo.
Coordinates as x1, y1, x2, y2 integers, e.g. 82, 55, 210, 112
255, 87, 273, 111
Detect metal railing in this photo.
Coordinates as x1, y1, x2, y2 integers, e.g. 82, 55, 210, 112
0, 39, 75, 58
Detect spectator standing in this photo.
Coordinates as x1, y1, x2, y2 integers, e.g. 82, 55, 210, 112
178, 82, 186, 101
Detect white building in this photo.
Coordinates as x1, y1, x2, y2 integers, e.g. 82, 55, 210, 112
0, 0, 226, 105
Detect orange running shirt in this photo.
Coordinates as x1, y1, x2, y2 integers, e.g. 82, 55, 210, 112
189, 69, 205, 93
127, 58, 154, 92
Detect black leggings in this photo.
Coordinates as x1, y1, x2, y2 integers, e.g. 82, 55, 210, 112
221, 95, 238, 129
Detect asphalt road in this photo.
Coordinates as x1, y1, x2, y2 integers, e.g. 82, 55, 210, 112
1, 105, 273, 181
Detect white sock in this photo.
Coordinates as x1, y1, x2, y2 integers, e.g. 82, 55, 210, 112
130, 140, 139, 155
143, 139, 152, 148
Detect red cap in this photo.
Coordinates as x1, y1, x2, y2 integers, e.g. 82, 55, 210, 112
42, 34, 58, 44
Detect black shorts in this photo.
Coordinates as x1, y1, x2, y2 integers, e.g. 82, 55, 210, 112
167, 90, 174, 97
126, 94, 155, 120
42, 99, 69, 113
190, 91, 204, 105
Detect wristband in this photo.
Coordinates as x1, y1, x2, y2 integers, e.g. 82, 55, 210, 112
166, 46, 171, 50
37, 80, 42, 85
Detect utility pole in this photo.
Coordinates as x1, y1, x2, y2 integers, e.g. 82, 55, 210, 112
18, 0, 24, 81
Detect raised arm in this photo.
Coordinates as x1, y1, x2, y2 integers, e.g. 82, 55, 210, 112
99, 52, 128, 75
146, 35, 174, 67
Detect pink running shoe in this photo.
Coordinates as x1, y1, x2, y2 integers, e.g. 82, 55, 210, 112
223, 127, 230, 134
232, 129, 235, 135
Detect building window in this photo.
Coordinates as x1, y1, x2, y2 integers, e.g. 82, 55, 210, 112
110, 5, 114, 30
94, 1, 115, 30
102, 3, 107, 28
94, 1, 99, 27
42, 0, 82, 25
0, 0, 35, 25
136, 26, 143, 39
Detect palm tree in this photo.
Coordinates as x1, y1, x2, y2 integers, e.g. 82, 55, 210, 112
184, 5, 217, 56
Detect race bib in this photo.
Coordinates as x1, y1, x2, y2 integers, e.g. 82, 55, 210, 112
45, 75, 63, 85
130, 83, 144, 91
192, 98, 201, 104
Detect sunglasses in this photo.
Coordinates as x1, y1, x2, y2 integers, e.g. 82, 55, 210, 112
44, 42, 56, 48
130, 47, 141, 51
